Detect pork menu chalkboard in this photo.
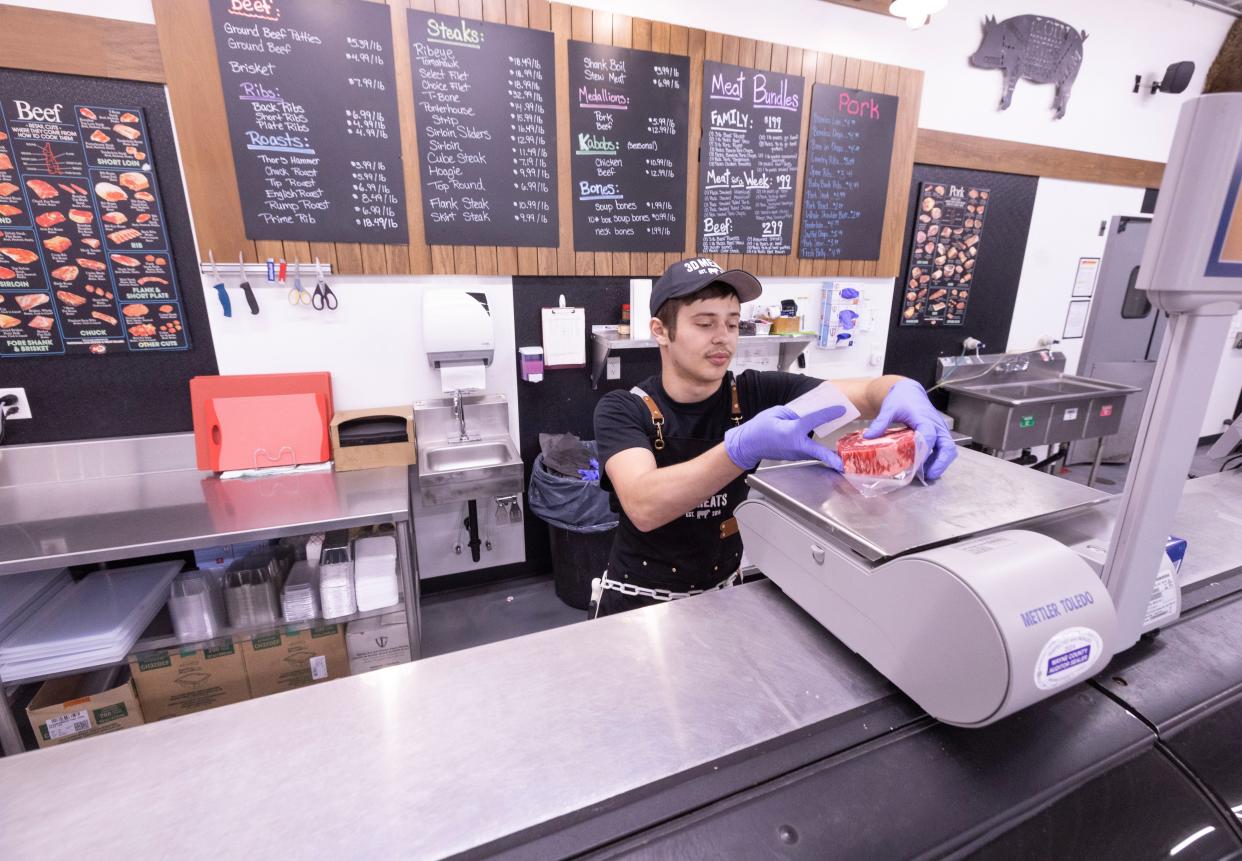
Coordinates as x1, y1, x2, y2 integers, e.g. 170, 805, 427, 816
697, 61, 804, 256
0, 93, 188, 357
568, 42, 689, 252
210, 0, 407, 243
408, 11, 558, 247
799, 84, 898, 260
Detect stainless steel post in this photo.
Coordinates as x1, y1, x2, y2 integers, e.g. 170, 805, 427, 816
1088, 437, 1105, 487
395, 517, 422, 659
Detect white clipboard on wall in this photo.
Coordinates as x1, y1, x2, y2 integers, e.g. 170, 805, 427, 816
541, 296, 586, 369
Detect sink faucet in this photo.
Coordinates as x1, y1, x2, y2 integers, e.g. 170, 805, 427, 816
451, 389, 469, 442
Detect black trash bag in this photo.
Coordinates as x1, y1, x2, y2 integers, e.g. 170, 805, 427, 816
527, 442, 617, 534
539, 432, 594, 479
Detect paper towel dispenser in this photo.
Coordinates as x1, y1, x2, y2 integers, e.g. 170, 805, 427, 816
423, 290, 495, 369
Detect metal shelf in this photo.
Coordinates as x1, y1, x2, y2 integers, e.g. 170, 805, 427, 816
589, 329, 816, 388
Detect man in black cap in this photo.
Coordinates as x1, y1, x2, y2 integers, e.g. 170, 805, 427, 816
591, 256, 957, 617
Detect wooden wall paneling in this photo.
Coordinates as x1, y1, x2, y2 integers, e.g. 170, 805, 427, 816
879, 67, 923, 277
528, 0, 558, 275
151, 0, 255, 267
590, 10, 615, 278
285, 241, 313, 273
567, 5, 595, 275
666, 23, 691, 274
630, 16, 654, 275
683, 26, 712, 273
309, 242, 339, 276
2, 6, 166, 84
362, 242, 391, 274
913, 130, 1164, 189
395, 0, 433, 274
610, 14, 634, 277
335, 242, 364, 273
783, 47, 812, 277
551, 3, 576, 276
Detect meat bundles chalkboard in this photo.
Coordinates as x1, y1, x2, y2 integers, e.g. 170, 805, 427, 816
0, 88, 188, 358
799, 84, 898, 260
697, 61, 805, 256
568, 42, 690, 252
407, 11, 558, 247
209, 0, 407, 243
899, 181, 990, 327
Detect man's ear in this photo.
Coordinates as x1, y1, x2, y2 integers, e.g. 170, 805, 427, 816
651, 315, 671, 346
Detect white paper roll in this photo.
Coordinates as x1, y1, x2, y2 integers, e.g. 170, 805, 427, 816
439, 362, 487, 393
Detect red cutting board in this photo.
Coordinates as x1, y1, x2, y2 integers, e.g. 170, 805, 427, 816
189, 373, 333, 470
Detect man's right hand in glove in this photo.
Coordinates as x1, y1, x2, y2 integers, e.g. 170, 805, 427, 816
724, 404, 847, 471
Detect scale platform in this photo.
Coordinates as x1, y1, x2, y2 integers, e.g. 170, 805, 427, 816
747, 447, 1110, 563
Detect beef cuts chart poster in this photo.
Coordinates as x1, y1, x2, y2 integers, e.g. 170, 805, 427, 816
0, 91, 188, 357
899, 182, 989, 327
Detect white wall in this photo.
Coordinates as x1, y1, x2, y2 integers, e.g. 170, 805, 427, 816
1006, 179, 1146, 372
202, 274, 526, 578
568, 0, 1232, 163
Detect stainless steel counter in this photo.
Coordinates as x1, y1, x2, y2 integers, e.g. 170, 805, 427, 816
0, 449, 412, 577
0, 581, 897, 859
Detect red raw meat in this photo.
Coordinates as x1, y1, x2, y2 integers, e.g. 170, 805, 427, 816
838, 428, 918, 478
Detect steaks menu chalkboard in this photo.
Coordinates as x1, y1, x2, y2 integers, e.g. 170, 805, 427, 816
900, 181, 990, 327
568, 42, 689, 252
408, 11, 558, 247
697, 61, 804, 256
799, 84, 898, 260
0, 95, 187, 357
210, 0, 407, 243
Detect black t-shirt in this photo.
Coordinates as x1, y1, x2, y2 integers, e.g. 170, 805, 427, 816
593, 369, 822, 489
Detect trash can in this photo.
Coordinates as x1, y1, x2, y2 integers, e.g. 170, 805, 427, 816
527, 442, 617, 610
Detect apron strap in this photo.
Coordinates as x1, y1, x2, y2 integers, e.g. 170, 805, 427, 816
730, 377, 742, 426
719, 517, 739, 539
630, 385, 666, 451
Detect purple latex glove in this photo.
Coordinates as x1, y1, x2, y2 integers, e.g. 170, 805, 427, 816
864, 379, 957, 480
724, 404, 847, 471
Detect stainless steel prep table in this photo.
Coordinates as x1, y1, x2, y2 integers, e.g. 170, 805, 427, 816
0, 581, 916, 859
0, 432, 421, 754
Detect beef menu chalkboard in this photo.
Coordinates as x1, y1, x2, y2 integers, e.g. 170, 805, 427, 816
0, 95, 188, 357
408, 11, 558, 247
568, 42, 689, 252
697, 61, 804, 256
799, 84, 898, 260
209, 0, 407, 243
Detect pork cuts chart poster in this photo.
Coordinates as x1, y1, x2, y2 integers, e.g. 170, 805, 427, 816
407, 11, 558, 247
568, 42, 689, 252
0, 89, 188, 357
899, 182, 990, 327
209, 0, 408, 243
799, 84, 898, 260
697, 61, 804, 256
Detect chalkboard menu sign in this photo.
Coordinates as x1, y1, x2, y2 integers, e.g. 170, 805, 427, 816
900, 181, 989, 327
209, 0, 407, 243
568, 42, 689, 252
799, 84, 898, 260
407, 11, 558, 247
697, 61, 804, 255
0, 96, 188, 357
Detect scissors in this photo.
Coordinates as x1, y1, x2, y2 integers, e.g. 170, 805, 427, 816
311, 257, 338, 311
287, 258, 311, 306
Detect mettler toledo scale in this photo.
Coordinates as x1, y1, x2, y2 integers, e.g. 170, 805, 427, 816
738, 93, 1242, 727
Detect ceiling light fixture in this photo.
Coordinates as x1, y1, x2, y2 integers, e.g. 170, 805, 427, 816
889, 0, 947, 29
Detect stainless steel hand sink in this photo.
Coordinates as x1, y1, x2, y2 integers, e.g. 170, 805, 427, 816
423, 439, 517, 473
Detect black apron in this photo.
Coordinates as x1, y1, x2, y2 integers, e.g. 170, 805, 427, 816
597, 374, 748, 616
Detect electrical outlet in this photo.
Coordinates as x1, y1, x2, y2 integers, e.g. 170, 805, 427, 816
0, 388, 31, 420
606, 356, 621, 380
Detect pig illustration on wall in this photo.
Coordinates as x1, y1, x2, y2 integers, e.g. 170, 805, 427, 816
969, 14, 1087, 119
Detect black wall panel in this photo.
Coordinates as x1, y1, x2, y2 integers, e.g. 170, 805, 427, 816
510, 276, 656, 574
0, 69, 217, 445
884, 165, 1038, 407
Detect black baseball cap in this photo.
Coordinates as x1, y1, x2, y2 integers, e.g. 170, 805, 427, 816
650, 257, 763, 316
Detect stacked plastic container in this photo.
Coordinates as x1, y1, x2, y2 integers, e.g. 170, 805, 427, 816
168, 570, 224, 640
0, 568, 72, 646
281, 560, 321, 622
319, 530, 356, 620
353, 535, 399, 611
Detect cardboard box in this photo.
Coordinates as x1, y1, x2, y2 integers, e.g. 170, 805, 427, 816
241, 624, 349, 698
27, 671, 145, 748
330, 406, 416, 472
129, 639, 251, 722
346, 612, 411, 675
